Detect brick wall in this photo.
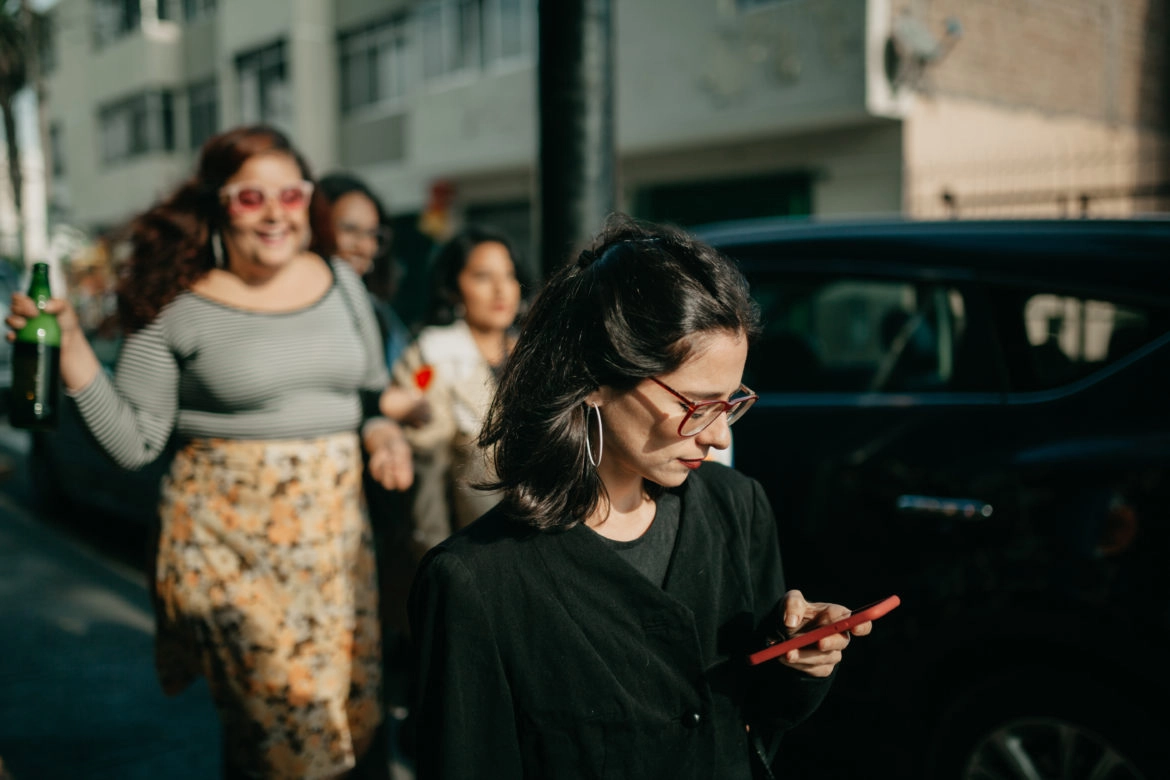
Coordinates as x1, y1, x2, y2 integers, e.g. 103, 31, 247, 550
898, 0, 1170, 217
908, 0, 1167, 130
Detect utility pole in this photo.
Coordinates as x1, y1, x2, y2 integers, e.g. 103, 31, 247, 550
536, 0, 616, 278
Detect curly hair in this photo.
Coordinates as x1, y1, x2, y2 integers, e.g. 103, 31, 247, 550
479, 213, 760, 530
116, 125, 334, 333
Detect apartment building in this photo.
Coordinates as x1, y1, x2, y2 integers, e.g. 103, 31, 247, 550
45, 1, 906, 268
42, 0, 1168, 280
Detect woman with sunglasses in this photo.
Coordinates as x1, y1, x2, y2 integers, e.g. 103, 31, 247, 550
7, 125, 411, 779
408, 216, 871, 779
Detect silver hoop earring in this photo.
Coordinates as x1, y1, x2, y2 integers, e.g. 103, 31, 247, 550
211, 231, 226, 269
585, 403, 603, 468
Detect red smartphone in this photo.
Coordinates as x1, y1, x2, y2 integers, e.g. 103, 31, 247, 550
747, 594, 901, 666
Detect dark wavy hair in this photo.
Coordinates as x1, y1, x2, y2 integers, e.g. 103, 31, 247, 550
116, 125, 333, 333
479, 214, 760, 530
425, 224, 526, 326
318, 172, 390, 223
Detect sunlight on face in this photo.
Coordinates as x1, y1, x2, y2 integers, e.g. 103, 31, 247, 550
457, 241, 521, 334
593, 330, 749, 492
331, 192, 382, 277
221, 153, 310, 272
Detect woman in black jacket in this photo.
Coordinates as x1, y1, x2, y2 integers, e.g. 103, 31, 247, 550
408, 215, 871, 779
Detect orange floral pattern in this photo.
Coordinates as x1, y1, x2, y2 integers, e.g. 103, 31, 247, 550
152, 433, 381, 778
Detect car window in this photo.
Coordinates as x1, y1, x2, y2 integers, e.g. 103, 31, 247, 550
999, 291, 1169, 391
745, 275, 989, 394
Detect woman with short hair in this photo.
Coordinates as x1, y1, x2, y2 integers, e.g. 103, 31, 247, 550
408, 215, 871, 779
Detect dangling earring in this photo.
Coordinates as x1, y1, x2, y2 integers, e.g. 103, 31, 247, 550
454, 302, 467, 320
211, 231, 226, 269
585, 403, 604, 468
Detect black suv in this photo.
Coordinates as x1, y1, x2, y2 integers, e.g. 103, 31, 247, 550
698, 218, 1170, 779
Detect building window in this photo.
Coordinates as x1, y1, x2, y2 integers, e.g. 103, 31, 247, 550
737, 0, 789, 8
37, 11, 56, 75
99, 90, 175, 165
183, 0, 216, 22
49, 123, 65, 177
634, 172, 811, 227
339, 15, 409, 113
92, 0, 141, 49
420, 0, 534, 80
236, 40, 290, 130
482, 0, 534, 64
188, 80, 218, 150
420, 0, 481, 80
156, 0, 179, 21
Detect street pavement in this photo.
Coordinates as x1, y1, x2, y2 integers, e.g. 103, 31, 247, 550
0, 423, 415, 780
0, 427, 221, 779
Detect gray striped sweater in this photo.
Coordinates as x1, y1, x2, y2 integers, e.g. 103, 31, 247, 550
71, 259, 390, 470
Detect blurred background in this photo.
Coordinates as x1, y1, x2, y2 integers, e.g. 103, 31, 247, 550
2, 2, 1170, 779
2, 0, 1167, 317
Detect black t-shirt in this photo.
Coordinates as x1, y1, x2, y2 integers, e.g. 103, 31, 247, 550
599, 492, 680, 587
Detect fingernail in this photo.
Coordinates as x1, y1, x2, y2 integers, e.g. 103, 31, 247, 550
785, 615, 799, 628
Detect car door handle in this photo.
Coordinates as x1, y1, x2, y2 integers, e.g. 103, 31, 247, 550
896, 494, 994, 519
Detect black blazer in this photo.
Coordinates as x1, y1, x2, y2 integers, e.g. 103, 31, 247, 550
409, 463, 832, 779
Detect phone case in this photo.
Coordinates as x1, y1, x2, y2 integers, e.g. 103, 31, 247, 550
747, 594, 901, 666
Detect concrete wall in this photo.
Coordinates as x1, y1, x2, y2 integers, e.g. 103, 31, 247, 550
348, 0, 883, 215
47, 0, 189, 229
905, 95, 1170, 217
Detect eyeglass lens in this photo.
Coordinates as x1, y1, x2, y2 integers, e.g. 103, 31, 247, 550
679, 394, 756, 436
233, 184, 309, 211
340, 224, 391, 245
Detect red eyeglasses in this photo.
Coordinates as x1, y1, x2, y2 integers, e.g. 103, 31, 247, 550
649, 377, 758, 437
220, 180, 314, 213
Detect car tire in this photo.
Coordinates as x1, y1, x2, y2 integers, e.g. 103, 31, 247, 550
928, 667, 1167, 780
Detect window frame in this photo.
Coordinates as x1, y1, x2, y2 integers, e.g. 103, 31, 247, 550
481, 0, 535, 67
235, 40, 291, 130
730, 257, 1004, 400
182, 0, 216, 22
187, 78, 219, 150
420, 0, 482, 82
91, 0, 142, 50
98, 89, 176, 166
338, 14, 410, 114
986, 281, 1170, 395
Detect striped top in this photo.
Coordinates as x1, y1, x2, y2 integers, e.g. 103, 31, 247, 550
72, 259, 390, 470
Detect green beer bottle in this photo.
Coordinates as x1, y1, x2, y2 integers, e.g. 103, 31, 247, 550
10, 262, 61, 430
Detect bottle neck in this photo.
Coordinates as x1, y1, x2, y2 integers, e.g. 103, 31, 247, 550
28, 267, 51, 310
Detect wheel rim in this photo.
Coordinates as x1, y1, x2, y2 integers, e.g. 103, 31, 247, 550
962, 717, 1145, 780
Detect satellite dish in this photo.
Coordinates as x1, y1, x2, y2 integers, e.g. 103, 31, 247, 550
885, 10, 962, 91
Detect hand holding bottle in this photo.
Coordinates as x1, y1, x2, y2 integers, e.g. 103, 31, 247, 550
6, 275, 102, 397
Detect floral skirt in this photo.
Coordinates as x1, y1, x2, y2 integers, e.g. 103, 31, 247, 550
153, 433, 382, 779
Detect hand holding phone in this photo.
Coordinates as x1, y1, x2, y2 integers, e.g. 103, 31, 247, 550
748, 594, 900, 666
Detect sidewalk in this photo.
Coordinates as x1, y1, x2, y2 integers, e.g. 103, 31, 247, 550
0, 486, 220, 778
